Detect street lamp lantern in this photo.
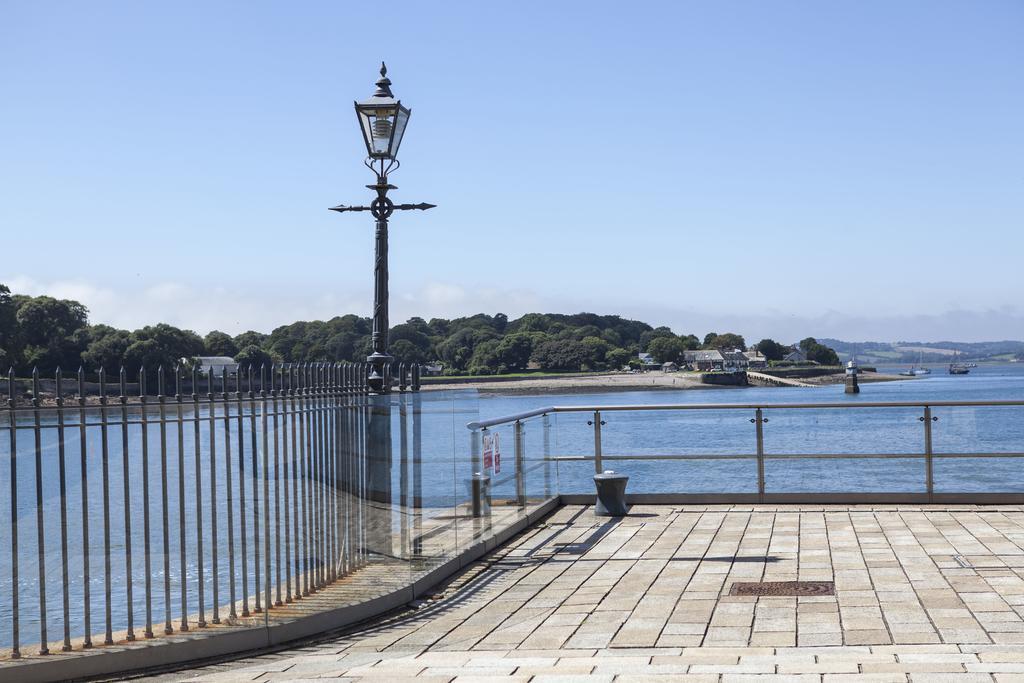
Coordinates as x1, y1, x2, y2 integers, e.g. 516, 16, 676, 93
331, 63, 435, 393
355, 63, 411, 161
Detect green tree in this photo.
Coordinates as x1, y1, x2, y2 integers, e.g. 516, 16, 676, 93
640, 327, 675, 351
14, 295, 90, 372
511, 313, 550, 333
427, 317, 450, 337
797, 337, 840, 365
467, 339, 501, 375
204, 330, 238, 357
600, 328, 622, 347
389, 323, 432, 356
580, 336, 611, 369
755, 338, 788, 361
647, 336, 687, 364
530, 339, 589, 371
704, 332, 746, 350
0, 284, 17, 366
495, 332, 535, 371
234, 330, 268, 350
124, 324, 204, 373
437, 327, 497, 372
81, 325, 133, 374
606, 347, 631, 369
265, 315, 372, 362
390, 339, 427, 365
807, 343, 840, 365
235, 344, 279, 370
814, 346, 840, 365
15, 296, 88, 346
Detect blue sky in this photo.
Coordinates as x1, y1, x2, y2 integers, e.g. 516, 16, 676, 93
2, 1, 1022, 342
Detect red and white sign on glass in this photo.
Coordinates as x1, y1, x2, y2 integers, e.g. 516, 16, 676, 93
482, 432, 493, 470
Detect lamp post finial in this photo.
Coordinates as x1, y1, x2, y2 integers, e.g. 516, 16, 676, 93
374, 62, 393, 97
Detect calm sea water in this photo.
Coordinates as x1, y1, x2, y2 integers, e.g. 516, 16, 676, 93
1, 363, 1022, 647
462, 362, 1024, 496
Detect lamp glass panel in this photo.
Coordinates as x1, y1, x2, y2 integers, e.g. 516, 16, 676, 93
370, 105, 397, 157
358, 105, 399, 157
358, 110, 376, 155
390, 106, 410, 157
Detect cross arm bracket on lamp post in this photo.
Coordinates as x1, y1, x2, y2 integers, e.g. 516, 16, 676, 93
329, 200, 435, 221
328, 196, 434, 392
328, 202, 436, 213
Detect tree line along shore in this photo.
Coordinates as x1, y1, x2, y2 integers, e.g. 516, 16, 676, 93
2, 282, 840, 379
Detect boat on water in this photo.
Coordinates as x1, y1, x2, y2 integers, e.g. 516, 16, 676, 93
900, 353, 932, 376
949, 349, 971, 375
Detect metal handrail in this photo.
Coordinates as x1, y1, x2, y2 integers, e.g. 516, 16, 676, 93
466, 399, 1024, 430
547, 452, 1024, 461
464, 399, 1024, 510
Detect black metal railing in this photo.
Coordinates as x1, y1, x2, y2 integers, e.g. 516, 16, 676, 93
0, 360, 421, 658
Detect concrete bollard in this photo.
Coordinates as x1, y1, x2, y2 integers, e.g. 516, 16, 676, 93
471, 472, 491, 518
593, 470, 629, 516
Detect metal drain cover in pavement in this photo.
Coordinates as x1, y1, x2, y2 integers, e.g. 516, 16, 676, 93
729, 581, 835, 597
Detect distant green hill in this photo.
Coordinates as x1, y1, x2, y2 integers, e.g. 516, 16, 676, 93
820, 339, 1024, 364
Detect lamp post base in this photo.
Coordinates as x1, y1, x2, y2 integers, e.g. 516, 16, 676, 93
367, 353, 393, 394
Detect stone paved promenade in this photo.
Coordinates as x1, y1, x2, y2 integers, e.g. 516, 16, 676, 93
139, 505, 1024, 682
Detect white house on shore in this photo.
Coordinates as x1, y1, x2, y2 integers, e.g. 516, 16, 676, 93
744, 350, 769, 369
683, 349, 724, 371
721, 350, 750, 372
638, 352, 660, 371
190, 356, 239, 374
783, 346, 808, 362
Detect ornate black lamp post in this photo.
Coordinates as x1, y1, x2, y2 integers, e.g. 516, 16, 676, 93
330, 63, 434, 393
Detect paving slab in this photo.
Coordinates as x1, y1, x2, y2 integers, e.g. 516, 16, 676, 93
130, 505, 1024, 681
